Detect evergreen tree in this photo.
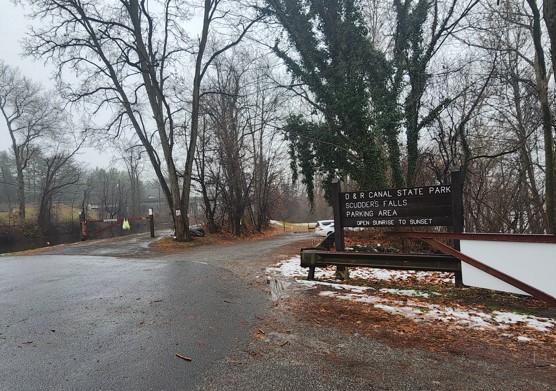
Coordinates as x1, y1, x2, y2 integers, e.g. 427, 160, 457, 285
267, 0, 400, 204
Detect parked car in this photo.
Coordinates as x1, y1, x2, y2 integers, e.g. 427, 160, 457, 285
189, 225, 205, 237
173, 225, 206, 238
315, 220, 334, 237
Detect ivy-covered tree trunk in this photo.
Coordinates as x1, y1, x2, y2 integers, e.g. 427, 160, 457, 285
394, 0, 430, 187
267, 0, 397, 200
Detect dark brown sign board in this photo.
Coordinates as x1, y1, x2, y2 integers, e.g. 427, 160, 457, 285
331, 169, 464, 253
339, 185, 453, 227
331, 169, 464, 284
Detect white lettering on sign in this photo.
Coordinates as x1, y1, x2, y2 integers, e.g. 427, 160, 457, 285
343, 186, 450, 201
346, 211, 374, 218
382, 199, 408, 207
340, 185, 453, 228
428, 186, 450, 194
373, 219, 395, 226
345, 200, 379, 208
396, 188, 424, 197
378, 209, 397, 217
344, 190, 393, 200
410, 218, 432, 225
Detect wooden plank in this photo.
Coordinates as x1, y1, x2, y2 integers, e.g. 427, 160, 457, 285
423, 238, 556, 306
300, 249, 461, 272
390, 231, 556, 244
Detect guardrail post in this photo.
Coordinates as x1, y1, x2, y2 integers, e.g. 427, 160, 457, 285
451, 168, 464, 286
149, 209, 155, 238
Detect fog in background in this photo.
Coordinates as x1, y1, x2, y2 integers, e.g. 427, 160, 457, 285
0, 0, 116, 169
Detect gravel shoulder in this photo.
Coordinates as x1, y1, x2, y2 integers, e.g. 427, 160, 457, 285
194, 233, 555, 391
199, 296, 555, 391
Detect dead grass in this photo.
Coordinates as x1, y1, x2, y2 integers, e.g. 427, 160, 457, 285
271, 221, 316, 230
284, 292, 556, 379
343, 227, 453, 253
150, 227, 284, 253
151, 235, 217, 251
0, 204, 81, 225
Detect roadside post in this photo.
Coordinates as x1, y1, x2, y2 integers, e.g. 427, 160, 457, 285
149, 208, 155, 238
451, 168, 464, 286
80, 202, 88, 241
332, 178, 347, 279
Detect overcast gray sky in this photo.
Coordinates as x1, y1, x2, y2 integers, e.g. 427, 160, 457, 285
0, 0, 113, 169
0, 1, 50, 81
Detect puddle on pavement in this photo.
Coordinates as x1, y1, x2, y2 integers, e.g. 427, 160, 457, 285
268, 278, 293, 301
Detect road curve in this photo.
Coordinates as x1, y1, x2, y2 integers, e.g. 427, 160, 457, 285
0, 231, 313, 390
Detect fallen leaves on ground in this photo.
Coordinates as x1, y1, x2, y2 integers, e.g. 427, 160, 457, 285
265, 257, 556, 379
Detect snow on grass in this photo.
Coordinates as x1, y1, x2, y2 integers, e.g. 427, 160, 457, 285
267, 256, 454, 284
379, 288, 440, 298
266, 256, 309, 278
266, 256, 556, 339
490, 311, 555, 332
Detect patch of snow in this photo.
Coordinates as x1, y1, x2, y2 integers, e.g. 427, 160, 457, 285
491, 311, 555, 332
266, 257, 556, 340
374, 303, 425, 318
379, 288, 439, 298
268, 256, 454, 284
319, 289, 556, 334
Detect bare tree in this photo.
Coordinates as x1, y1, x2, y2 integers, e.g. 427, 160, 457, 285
195, 50, 288, 235
194, 116, 223, 233
525, 0, 555, 233
119, 143, 145, 217
243, 59, 288, 232
19, 0, 261, 240
85, 168, 129, 220
0, 152, 17, 210
202, 57, 251, 235
36, 146, 83, 238
450, 0, 553, 233
393, 0, 480, 186
0, 61, 62, 220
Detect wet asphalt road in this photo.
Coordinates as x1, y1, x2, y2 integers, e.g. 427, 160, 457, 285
0, 231, 312, 391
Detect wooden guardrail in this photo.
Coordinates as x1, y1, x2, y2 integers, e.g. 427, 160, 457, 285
300, 247, 461, 280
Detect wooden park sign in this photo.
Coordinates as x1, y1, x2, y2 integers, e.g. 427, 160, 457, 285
340, 184, 452, 228
306, 169, 556, 305
332, 169, 464, 251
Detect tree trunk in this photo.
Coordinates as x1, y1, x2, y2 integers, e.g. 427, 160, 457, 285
527, 0, 555, 233
544, 0, 556, 80
510, 64, 545, 232
16, 167, 25, 221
